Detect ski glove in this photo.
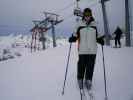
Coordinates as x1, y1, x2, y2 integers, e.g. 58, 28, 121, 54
97, 35, 105, 45
68, 36, 77, 43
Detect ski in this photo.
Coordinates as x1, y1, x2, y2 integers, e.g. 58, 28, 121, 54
79, 89, 85, 100
80, 89, 83, 100
88, 90, 94, 100
85, 88, 94, 100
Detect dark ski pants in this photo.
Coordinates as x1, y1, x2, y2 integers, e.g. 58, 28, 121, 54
115, 37, 121, 47
77, 54, 96, 81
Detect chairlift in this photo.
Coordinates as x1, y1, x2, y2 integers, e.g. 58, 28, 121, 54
73, 8, 83, 17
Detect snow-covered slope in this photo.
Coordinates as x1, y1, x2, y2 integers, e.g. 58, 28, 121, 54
0, 34, 68, 61
0, 44, 133, 100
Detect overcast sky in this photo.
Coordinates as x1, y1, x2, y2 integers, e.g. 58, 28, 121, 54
0, 0, 132, 36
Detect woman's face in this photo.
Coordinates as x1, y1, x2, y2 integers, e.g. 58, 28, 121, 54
84, 12, 91, 22
84, 16, 91, 22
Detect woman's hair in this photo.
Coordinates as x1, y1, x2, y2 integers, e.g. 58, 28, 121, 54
82, 8, 95, 24
83, 8, 92, 17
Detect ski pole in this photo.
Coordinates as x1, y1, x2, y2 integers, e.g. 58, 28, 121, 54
62, 43, 72, 95
101, 45, 108, 100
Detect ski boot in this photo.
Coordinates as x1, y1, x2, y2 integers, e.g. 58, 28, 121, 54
78, 79, 83, 89
85, 80, 92, 90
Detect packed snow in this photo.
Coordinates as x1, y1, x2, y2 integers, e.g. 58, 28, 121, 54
0, 36, 133, 100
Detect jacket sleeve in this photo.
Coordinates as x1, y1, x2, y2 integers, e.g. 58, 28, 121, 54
93, 26, 105, 45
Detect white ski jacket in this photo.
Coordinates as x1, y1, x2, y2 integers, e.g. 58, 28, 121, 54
75, 20, 98, 54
